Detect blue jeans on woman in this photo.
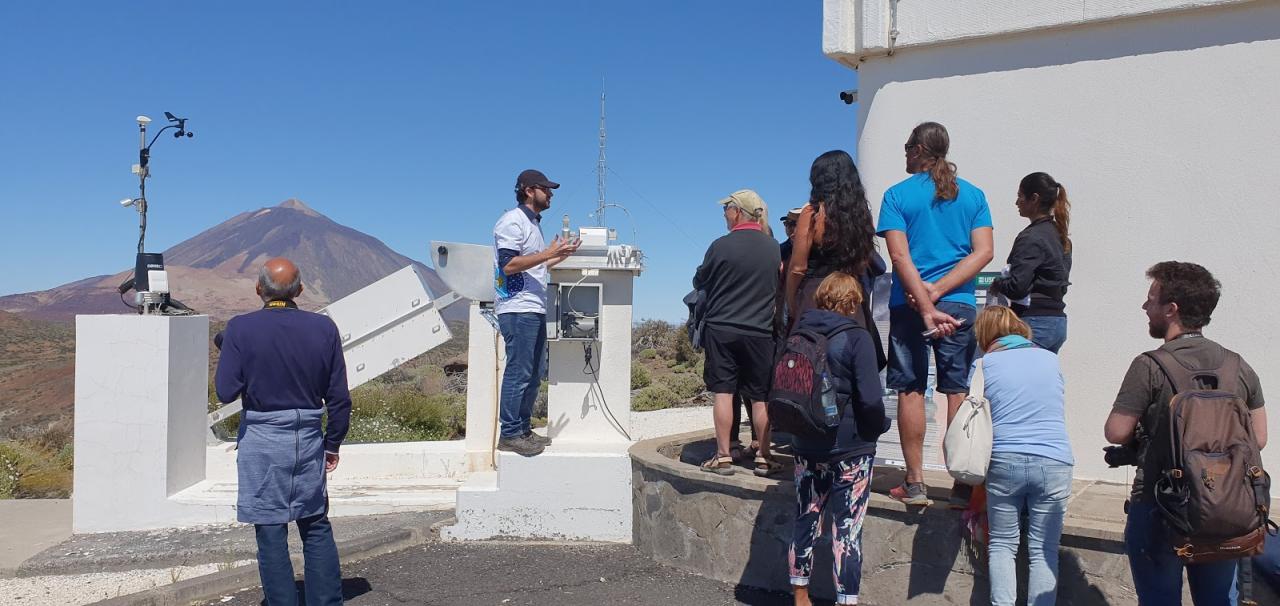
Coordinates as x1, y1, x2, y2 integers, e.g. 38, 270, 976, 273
497, 312, 546, 438
255, 513, 342, 605
986, 452, 1073, 606
1021, 315, 1067, 353
1125, 499, 1239, 605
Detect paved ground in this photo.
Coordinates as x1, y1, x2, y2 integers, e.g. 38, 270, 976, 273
0, 499, 71, 575
17, 511, 450, 576
201, 542, 817, 606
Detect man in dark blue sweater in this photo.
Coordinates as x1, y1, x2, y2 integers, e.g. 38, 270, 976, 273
215, 257, 351, 606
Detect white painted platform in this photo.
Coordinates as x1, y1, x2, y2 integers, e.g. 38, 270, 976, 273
443, 440, 633, 543
171, 477, 460, 521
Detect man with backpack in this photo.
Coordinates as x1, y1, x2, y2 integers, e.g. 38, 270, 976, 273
1105, 261, 1270, 605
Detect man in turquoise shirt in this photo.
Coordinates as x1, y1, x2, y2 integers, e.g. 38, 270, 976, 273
877, 122, 993, 507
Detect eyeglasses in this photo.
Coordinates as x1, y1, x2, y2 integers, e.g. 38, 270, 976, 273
904, 143, 917, 152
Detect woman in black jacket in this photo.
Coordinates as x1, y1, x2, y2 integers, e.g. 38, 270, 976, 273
787, 272, 890, 606
989, 172, 1072, 352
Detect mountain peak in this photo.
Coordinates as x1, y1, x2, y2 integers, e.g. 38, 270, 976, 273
277, 198, 322, 217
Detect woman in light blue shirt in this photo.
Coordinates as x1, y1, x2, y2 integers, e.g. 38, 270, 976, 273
975, 306, 1074, 606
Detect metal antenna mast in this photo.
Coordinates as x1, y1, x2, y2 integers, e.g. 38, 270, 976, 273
596, 84, 607, 226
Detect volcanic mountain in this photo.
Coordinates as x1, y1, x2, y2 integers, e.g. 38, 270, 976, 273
0, 199, 458, 322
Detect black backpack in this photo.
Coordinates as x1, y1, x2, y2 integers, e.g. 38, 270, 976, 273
768, 324, 860, 439
1145, 349, 1276, 564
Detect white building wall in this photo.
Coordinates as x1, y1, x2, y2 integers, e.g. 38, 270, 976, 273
824, 0, 1260, 65
827, 1, 1280, 481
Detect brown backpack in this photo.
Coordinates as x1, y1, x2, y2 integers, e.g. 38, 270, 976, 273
1146, 349, 1276, 563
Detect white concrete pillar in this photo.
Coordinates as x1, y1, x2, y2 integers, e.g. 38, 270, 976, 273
463, 302, 503, 472
73, 314, 209, 533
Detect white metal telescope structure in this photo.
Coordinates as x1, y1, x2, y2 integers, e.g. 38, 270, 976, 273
207, 242, 494, 434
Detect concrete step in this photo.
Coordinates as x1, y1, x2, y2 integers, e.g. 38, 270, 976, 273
171, 477, 461, 517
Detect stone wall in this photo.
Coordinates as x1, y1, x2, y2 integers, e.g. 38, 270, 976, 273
631, 431, 1276, 604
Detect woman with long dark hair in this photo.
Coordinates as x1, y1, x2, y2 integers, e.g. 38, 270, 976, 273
989, 172, 1072, 353
784, 150, 886, 365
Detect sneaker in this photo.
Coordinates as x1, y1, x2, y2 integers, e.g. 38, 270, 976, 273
524, 431, 552, 447
948, 482, 973, 510
497, 435, 545, 457
889, 482, 933, 507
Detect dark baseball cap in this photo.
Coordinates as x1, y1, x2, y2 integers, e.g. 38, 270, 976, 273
515, 169, 560, 192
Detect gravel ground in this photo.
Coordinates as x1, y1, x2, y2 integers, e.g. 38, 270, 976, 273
630, 404, 713, 440
5, 560, 253, 606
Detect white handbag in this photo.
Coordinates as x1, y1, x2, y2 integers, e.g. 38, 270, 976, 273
944, 358, 993, 486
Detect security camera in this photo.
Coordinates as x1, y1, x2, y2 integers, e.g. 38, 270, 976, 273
120, 197, 138, 207
136, 115, 152, 125
839, 90, 858, 105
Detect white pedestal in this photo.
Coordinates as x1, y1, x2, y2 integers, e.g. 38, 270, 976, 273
448, 252, 642, 543
443, 443, 632, 542
73, 314, 211, 533
545, 267, 634, 445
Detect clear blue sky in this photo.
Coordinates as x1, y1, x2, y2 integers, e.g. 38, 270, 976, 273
0, 2, 858, 321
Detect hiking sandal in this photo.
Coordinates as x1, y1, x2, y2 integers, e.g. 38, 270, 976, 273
753, 456, 783, 477
700, 455, 736, 476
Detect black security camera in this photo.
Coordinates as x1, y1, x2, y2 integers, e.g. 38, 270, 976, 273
839, 90, 858, 105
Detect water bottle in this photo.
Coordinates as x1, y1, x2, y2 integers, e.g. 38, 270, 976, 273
820, 372, 839, 426
561, 215, 572, 243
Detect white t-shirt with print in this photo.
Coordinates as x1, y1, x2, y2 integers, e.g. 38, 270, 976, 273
493, 206, 549, 315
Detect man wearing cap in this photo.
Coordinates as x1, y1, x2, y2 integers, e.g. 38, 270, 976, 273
693, 189, 781, 476
780, 207, 803, 263
493, 169, 580, 456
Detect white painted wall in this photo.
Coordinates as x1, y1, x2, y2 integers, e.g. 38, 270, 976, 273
824, 0, 1259, 66
74, 315, 210, 532
827, 1, 1280, 481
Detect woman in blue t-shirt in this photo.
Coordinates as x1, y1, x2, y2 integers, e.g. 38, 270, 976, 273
989, 172, 1073, 353
974, 306, 1074, 606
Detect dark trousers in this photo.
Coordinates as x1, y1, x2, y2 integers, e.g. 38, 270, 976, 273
729, 391, 757, 445
255, 513, 343, 606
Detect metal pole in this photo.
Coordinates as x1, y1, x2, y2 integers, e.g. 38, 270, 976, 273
137, 121, 148, 254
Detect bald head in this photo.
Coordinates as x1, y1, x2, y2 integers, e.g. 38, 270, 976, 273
257, 257, 303, 302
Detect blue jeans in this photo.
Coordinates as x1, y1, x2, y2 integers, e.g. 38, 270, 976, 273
887, 302, 978, 394
789, 454, 875, 605
1022, 315, 1067, 353
255, 513, 342, 606
498, 312, 546, 438
1125, 499, 1239, 605
986, 452, 1072, 606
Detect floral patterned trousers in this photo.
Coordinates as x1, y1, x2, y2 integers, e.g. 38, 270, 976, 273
789, 453, 874, 605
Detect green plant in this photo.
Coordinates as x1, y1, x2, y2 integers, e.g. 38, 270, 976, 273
630, 364, 652, 390
0, 439, 73, 499
665, 373, 707, 400
638, 348, 657, 360
631, 384, 679, 412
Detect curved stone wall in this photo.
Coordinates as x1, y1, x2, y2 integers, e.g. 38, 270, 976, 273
630, 430, 1227, 604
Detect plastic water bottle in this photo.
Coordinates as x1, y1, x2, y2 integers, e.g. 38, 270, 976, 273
820, 372, 839, 426
561, 215, 572, 243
